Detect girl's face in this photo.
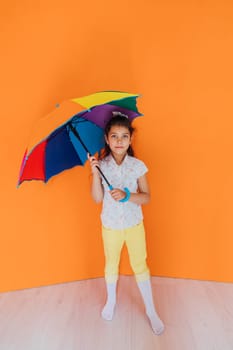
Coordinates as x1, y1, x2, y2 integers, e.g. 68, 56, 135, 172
105, 125, 132, 157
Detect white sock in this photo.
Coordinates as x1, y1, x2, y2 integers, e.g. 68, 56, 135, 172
101, 281, 117, 321
137, 279, 165, 335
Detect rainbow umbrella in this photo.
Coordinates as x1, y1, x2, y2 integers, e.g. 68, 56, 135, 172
18, 91, 142, 188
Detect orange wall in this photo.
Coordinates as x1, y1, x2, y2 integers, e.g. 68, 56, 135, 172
1, 0, 233, 292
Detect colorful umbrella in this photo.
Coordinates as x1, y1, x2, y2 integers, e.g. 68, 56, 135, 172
18, 91, 142, 188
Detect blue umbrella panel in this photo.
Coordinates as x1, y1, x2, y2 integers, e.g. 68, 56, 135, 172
45, 117, 105, 182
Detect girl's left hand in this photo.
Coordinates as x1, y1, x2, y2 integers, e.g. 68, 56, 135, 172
109, 188, 127, 202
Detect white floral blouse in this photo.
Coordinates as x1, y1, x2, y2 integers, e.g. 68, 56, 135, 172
99, 154, 148, 229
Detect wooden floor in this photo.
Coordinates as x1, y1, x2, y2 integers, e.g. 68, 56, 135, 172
0, 276, 232, 350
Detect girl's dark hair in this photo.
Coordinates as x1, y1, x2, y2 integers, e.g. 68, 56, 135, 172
100, 113, 135, 159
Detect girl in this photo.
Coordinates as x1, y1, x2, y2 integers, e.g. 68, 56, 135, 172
88, 113, 164, 335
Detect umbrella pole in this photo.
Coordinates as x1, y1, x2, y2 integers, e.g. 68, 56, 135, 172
69, 123, 113, 189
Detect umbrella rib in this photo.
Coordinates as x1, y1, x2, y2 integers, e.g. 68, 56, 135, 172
68, 122, 90, 154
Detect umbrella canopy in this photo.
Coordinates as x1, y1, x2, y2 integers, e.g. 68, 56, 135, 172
18, 91, 142, 187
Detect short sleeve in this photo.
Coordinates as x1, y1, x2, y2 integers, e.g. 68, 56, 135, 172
135, 159, 148, 179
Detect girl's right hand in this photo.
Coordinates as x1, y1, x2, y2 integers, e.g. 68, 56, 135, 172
87, 153, 100, 176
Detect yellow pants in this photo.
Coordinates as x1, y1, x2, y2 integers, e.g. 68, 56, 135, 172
102, 221, 150, 283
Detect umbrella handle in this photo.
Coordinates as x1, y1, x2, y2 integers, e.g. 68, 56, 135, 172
106, 184, 130, 203
96, 166, 130, 202
119, 187, 130, 202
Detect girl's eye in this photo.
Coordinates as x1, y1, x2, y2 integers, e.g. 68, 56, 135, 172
109, 134, 129, 139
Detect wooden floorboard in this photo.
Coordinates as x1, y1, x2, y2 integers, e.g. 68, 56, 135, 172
0, 276, 232, 350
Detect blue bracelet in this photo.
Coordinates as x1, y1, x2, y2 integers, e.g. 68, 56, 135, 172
119, 187, 131, 203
